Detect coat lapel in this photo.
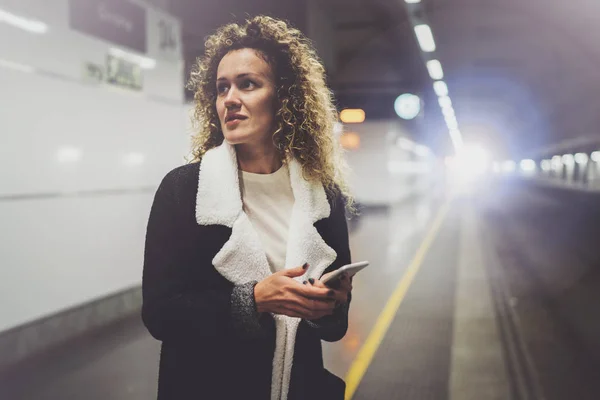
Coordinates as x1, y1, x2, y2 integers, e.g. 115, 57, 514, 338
195, 141, 337, 400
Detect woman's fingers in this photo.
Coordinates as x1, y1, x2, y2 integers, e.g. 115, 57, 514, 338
280, 263, 309, 278
293, 281, 335, 301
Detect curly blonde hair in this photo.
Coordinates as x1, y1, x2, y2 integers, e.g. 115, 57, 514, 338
186, 15, 354, 212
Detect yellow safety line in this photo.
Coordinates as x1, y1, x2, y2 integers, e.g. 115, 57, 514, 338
344, 200, 452, 399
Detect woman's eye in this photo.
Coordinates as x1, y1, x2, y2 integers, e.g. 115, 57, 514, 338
241, 80, 256, 90
216, 84, 228, 95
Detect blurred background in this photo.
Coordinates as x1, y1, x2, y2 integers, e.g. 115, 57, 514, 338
1, 0, 599, 399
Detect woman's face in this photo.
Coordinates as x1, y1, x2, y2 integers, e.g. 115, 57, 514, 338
215, 48, 277, 148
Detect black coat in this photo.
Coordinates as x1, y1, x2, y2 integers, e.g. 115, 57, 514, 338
142, 147, 351, 400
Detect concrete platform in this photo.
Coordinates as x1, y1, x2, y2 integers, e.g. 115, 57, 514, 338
2, 184, 600, 400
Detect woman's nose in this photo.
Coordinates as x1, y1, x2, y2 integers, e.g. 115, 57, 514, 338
224, 87, 241, 109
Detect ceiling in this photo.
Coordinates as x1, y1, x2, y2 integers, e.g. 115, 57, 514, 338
326, 0, 600, 158
171, 0, 600, 159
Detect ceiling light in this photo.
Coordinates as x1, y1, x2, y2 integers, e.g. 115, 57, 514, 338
414, 24, 436, 52
426, 60, 444, 80
551, 155, 562, 168
405, 0, 421, 3
0, 8, 48, 34
438, 96, 452, 109
502, 160, 516, 173
574, 153, 588, 164
446, 118, 459, 131
433, 81, 448, 97
449, 129, 463, 150
540, 160, 551, 171
562, 154, 574, 166
340, 108, 365, 124
591, 151, 600, 162
520, 159, 536, 172
394, 93, 421, 120
442, 107, 455, 118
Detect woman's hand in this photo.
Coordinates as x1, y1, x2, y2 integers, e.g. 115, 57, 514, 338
311, 272, 352, 308
254, 264, 336, 320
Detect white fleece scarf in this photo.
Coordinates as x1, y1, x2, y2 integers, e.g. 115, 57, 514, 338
195, 141, 337, 400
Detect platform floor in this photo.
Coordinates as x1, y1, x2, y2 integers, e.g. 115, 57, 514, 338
2, 183, 600, 400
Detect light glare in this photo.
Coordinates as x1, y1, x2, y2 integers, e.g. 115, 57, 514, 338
414, 24, 436, 52
574, 153, 588, 164
438, 96, 452, 109
442, 107, 455, 119
520, 159, 536, 172
541, 160, 551, 171
502, 160, 516, 173
340, 109, 365, 124
562, 154, 574, 166
426, 60, 444, 80
394, 93, 421, 120
433, 81, 449, 97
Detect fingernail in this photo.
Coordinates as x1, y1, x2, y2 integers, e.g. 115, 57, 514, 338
308, 278, 315, 285
302, 263, 309, 270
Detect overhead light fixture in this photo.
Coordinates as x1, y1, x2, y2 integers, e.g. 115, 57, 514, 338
340, 108, 365, 124
551, 155, 562, 168
444, 113, 457, 125
426, 60, 444, 80
444, 113, 459, 130
414, 24, 436, 52
405, 0, 421, 3
438, 95, 452, 109
520, 159, 536, 172
449, 129, 463, 148
109, 48, 156, 69
591, 151, 600, 162
446, 118, 459, 131
433, 81, 448, 97
540, 160, 551, 171
0, 8, 48, 34
574, 153, 588, 164
442, 107, 455, 118
502, 160, 516, 173
562, 154, 574, 166
394, 93, 421, 120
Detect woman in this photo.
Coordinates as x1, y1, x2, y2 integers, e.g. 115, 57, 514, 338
142, 15, 354, 400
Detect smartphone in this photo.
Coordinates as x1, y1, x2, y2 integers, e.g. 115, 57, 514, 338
320, 261, 369, 286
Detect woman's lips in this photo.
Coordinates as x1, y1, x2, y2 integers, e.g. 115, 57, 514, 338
226, 118, 244, 127
225, 116, 247, 127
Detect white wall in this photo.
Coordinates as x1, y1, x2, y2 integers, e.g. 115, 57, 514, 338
0, 0, 189, 332
342, 120, 438, 205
